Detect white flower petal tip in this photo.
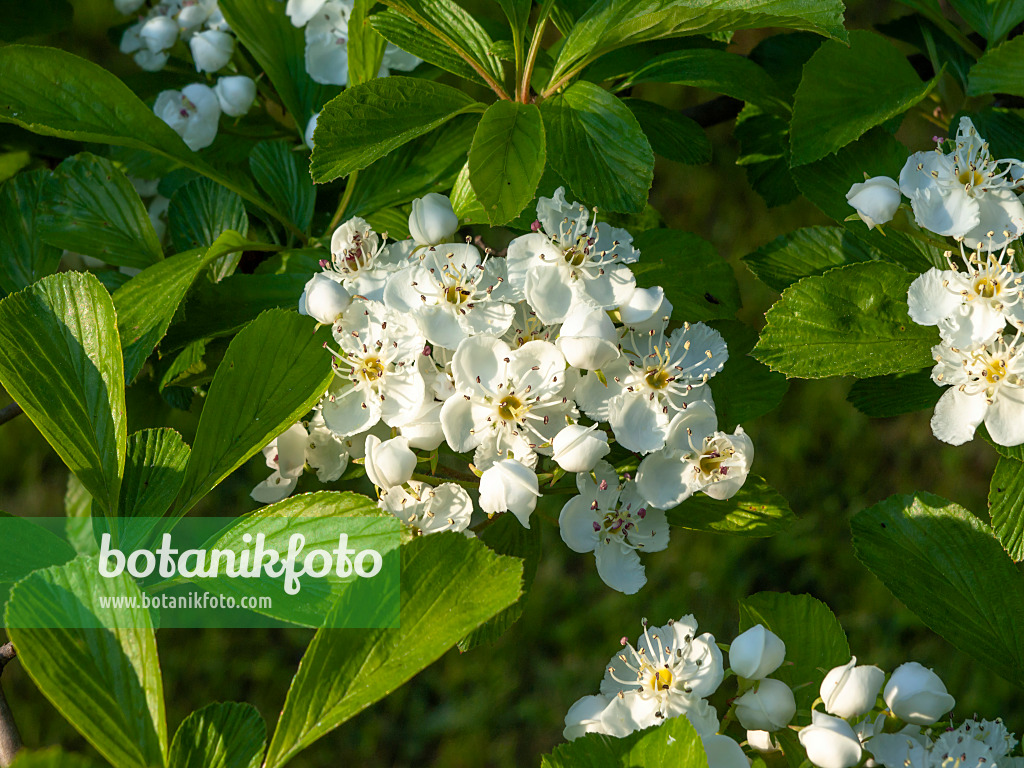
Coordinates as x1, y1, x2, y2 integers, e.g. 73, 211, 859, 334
479, 459, 540, 527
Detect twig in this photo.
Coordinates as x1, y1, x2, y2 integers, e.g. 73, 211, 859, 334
0, 643, 23, 767
0, 404, 22, 428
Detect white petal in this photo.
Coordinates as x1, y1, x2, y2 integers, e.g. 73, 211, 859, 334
321, 382, 381, 437
380, 368, 428, 428
451, 335, 509, 397
930, 387, 987, 445
594, 541, 646, 594
525, 262, 575, 324
908, 184, 981, 238
636, 451, 692, 509
439, 394, 480, 453
509, 340, 567, 399
963, 188, 1024, 249
906, 268, 966, 327
558, 495, 601, 553
608, 392, 669, 453
250, 472, 298, 504
985, 387, 1024, 446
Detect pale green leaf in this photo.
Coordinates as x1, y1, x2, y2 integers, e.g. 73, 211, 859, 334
541, 711, 708, 768
989, 456, 1024, 562
168, 702, 266, 768
667, 476, 795, 538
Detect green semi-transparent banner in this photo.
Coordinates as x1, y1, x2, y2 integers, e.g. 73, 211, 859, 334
1, 515, 401, 629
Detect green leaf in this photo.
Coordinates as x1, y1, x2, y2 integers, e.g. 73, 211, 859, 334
168, 178, 249, 283
196, 491, 398, 627
37, 152, 163, 269
851, 492, 1024, 688
541, 711, 708, 768
667, 476, 795, 538
175, 309, 334, 514
311, 77, 483, 183
707, 320, 789, 430
112, 428, 191, 550
9, 748, 104, 768
989, 456, 1024, 562
0, 272, 126, 516
64, 474, 99, 557
791, 31, 932, 166
468, 101, 546, 225
495, 0, 532, 45
743, 225, 943, 294
113, 230, 251, 383
632, 229, 740, 321
168, 702, 266, 768
846, 369, 940, 418
250, 141, 316, 234
541, 81, 653, 213
623, 99, 711, 165
0, 170, 61, 295
949, 108, 1024, 160
550, 0, 847, 86
752, 262, 938, 379
5, 557, 167, 768
0, 512, 76, 582
218, 0, 338, 129
451, 162, 489, 225
348, 0, 388, 87
264, 533, 523, 768
735, 108, 799, 207
738, 591, 850, 710
458, 511, 541, 651
370, 9, 486, 85
947, 0, 1024, 42
619, 49, 787, 114
968, 37, 1024, 98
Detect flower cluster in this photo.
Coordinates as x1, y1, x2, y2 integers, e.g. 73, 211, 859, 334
847, 117, 1024, 447
562, 612, 1023, 768
284, 0, 421, 85
253, 189, 755, 594
116, 0, 238, 75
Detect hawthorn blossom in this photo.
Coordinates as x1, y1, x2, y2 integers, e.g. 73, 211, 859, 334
800, 711, 864, 768
899, 117, 1024, 248
379, 480, 473, 535
251, 415, 350, 503
154, 83, 221, 151
409, 193, 460, 247
214, 75, 256, 117
479, 458, 541, 526
559, 461, 668, 594
303, 0, 353, 85
190, 28, 234, 72
846, 176, 901, 229
506, 188, 639, 324
636, 400, 753, 510
929, 331, 1024, 446
325, 217, 404, 301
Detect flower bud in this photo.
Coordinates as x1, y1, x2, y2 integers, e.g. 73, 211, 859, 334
299, 272, 351, 325
177, 0, 214, 29
820, 656, 885, 719
305, 112, 319, 150
799, 711, 863, 768
846, 176, 901, 229
702, 735, 750, 768
479, 459, 540, 528
214, 75, 256, 117
747, 731, 777, 753
734, 678, 796, 732
730, 625, 786, 680
141, 15, 179, 53
409, 193, 459, 246
556, 306, 620, 370
619, 285, 672, 327
364, 435, 416, 490
190, 29, 234, 73
883, 662, 955, 725
552, 424, 610, 473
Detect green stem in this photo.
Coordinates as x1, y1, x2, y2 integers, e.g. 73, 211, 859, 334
519, 15, 549, 102
328, 169, 360, 232
913, 3, 984, 59
411, 472, 480, 491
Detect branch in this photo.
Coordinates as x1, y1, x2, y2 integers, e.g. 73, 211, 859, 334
0, 403, 22, 428
0, 643, 23, 767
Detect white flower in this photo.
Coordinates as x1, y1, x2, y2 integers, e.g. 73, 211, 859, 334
820, 657, 885, 719
729, 624, 785, 680
305, 112, 319, 150
304, 0, 352, 85
120, 22, 169, 71
747, 731, 778, 753
503, 302, 558, 347
363, 434, 416, 490
177, 0, 217, 31
908, 240, 1024, 349
734, 678, 796, 731
287, 0, 328, 26
551, 423, 610, 473
299, 272, 351, 325
928, 331, 1024, 446
599, 616, 724, 729
304, 411, 349, 482
154, 83, 221, 151
379, 42, 422, 76
440, 336, 575, 465
799, 711, 864, 768
478, 458, 540, 527
636, 400, 753, 509
380, 479, 472, 534
619, 284, 673, 330
114, 0, 146, 13
398, 400, 446, 451
190, 29, 234, 72
563, 693, 636, 740
321, 300, 427, 436
506, 187, 638, 324
703, 735, 751, 768
214, 75, 256, 117
409, 193, 460, 246
558, 461, 668, 594
847, 176, 901, 229
899, 117, 1024, 248
140, 15, 179, 53
383, 243, 515, 350
556, 305, 620, 371
251, 423, 308, 503
327, 217, 399, 302
576, 322, 727, 454
884, 662, 955, 726
865, 731, 931, 768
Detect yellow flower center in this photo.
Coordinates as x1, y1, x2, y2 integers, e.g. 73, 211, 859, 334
958, 169, 984, 188
358, 356, 385, 383
497, 394, 523, 421
649, 668, 673, 691
645, 367, 671, 390
974, 276, 999, 298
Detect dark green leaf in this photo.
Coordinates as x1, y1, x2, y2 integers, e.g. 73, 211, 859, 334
168, 702, 266, 768
791, 31, 932, 166
707, 320, 789, 430
753, 262, 939, 379
541, 81, 653, 213
735, 108, 799, 208
748, 31, 824, 97
667, 476, 795, 538
847, 369, 940, 418
851, 492, 1024, 688
168, 178, 249, 279
0, 512, 76, 582
623, 99, 710, 165
114, 428, 191, 550
250, 142, 316, 234
878, 14, 973, 89
0, 272, 126, 516
947, 0, 1024, 42
371, 9, 485, 85
0, 170, 61, 294
989, 456, 1024, 562
311, 77, 483, 183
970, 38, 1024, 97
541, 712, 708, 768
469, 101, 546, 225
